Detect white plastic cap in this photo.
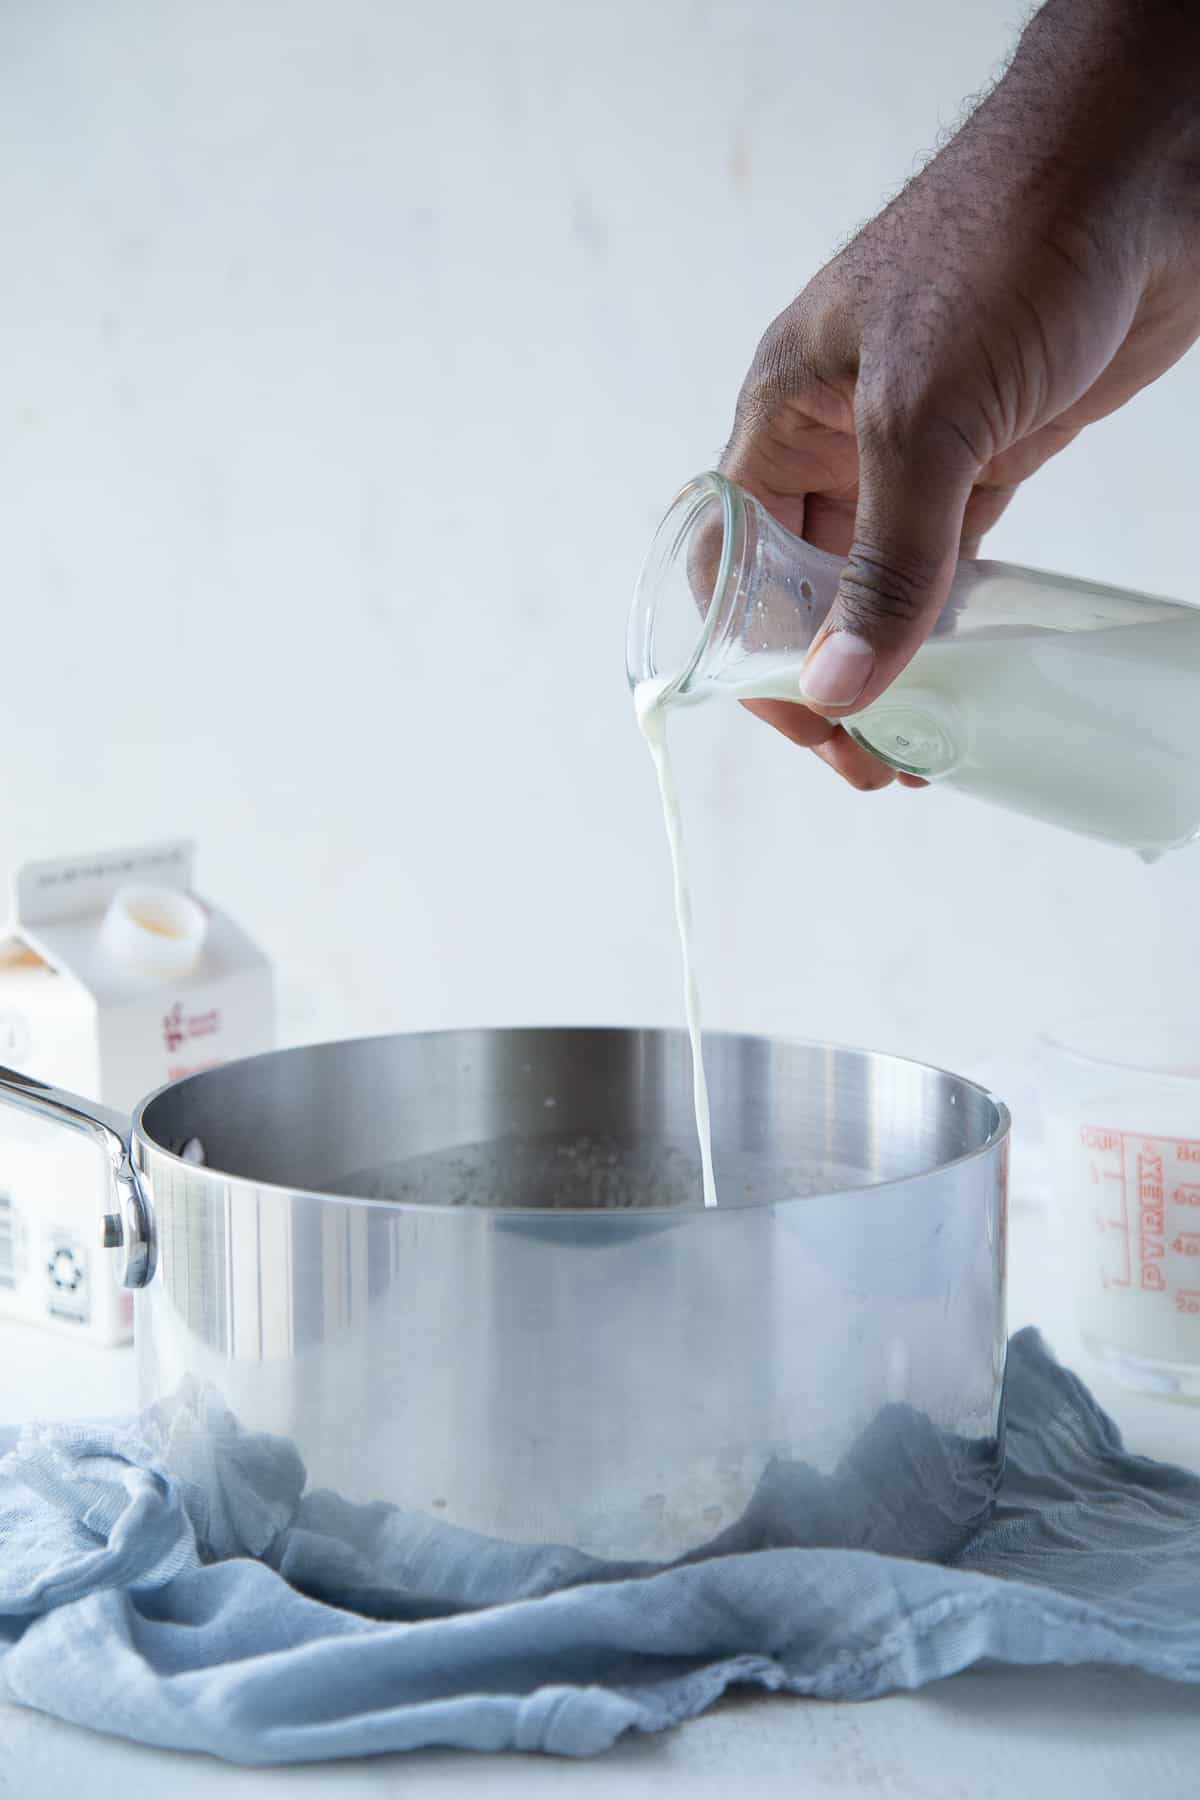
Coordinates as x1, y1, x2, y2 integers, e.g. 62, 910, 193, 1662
100, 882, 208, 980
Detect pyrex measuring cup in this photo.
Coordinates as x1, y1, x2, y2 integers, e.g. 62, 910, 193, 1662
628, 473, 1200, 854
1038, 1016, 1200, 1399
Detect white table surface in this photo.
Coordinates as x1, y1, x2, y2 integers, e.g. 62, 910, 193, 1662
2, 1199, 1199, 1799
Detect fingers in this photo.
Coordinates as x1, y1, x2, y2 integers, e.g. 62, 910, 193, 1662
741, 697, 890, 786
741, 700, 929, 793
719, 294, 860, 540
798, 420, 978, 718
720, 284, 978, 782
739, 697, 837, 750
810, 731, 897, 791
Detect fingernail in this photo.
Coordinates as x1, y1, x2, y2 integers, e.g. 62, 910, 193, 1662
800, 632, 875, 708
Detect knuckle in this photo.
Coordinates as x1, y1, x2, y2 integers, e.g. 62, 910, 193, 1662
836, 539, 941, 631
857, 384, 985, 474
855, 317, 992, 473
736, 278, 852, 426
737, 312, 813, 422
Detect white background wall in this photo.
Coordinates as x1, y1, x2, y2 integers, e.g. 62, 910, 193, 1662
0, 0, 1197, 1078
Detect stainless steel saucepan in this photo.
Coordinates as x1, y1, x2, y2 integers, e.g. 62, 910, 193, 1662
0, 1029, 1008, 1594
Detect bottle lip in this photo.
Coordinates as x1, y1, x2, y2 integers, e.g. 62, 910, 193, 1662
626, 471, 748, 702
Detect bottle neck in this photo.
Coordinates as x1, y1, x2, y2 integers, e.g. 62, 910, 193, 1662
627, 473, 752, 705
671, 476, 756, 701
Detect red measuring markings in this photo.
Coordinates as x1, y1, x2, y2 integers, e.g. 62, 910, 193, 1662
1136, 1142, 1167, 1290
1079, 1125, 1200, 1294
1176, 1291, 1200, 1317
1079, 1124, 1132, 1289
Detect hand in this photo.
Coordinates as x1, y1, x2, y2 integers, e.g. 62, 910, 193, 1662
721, 0, 1200, 790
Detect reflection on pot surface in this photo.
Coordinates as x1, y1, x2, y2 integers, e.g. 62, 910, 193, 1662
142, 1369, 1002, 1612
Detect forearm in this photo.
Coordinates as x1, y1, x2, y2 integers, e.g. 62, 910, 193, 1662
997, 0, 1200, 219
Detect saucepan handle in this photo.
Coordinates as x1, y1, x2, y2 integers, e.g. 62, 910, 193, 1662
0, 1064, 155, 1288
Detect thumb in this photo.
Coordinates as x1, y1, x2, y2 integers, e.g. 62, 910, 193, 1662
799, 427, 976, 717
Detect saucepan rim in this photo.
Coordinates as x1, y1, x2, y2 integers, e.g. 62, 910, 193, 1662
132, 1025, 1011, 1218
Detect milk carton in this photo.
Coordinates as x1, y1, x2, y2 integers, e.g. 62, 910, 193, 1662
0, 840, 273, 1343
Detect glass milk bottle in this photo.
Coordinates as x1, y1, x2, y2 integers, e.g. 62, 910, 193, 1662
628, 473, 1200, 855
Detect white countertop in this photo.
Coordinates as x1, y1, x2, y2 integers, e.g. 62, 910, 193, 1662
2, 1200, 1199, 1800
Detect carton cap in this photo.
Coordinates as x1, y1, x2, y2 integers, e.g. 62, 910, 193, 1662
100, 884, 208, 980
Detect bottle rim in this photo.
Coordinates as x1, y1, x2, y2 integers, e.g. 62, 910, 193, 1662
626, 471, 749, 702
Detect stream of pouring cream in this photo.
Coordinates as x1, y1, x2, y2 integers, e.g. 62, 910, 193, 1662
635, 676, 717, 1208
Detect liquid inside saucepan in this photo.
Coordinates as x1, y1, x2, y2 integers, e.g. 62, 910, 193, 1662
322, 1130, 871, 1212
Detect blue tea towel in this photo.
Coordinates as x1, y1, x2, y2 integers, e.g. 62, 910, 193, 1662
1, 1327, 1199, 1764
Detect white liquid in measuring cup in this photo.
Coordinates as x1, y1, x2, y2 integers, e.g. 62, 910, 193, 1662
635, 678, 718, 1208
725, 614, 1200, 854
1044, 1100, 1200, 1381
